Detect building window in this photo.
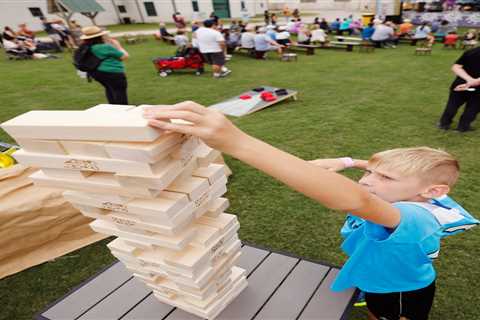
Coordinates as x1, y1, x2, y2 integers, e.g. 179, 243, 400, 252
192, 0, 199, 12
144, 2, 157, 16
28, 7, 44, 17
118, 5, 127, 13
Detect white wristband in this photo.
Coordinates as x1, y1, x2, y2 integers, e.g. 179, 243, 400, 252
339, 157, 355, 168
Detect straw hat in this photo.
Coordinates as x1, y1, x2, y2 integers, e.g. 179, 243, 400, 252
404, 19, 411, 23
80, 26, 110, 40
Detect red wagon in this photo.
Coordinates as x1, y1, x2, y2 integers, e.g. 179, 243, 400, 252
153, 47, 204, 77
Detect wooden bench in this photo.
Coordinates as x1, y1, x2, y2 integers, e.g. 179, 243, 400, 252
335, 36, 362, 43
415, 45, 432, 55
234, 46, 255, 57
329, 41, 360, 52
287, 44, 321, 55
36, 243, 357, 320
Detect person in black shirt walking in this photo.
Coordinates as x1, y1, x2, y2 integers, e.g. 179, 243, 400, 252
438, 47, 480, 132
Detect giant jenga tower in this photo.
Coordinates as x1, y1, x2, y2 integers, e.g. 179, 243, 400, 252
1, 105, 247, 319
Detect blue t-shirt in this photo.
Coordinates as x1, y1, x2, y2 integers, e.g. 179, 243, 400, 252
254, 34, 272, 51
362, 27, 375, 40
332, 196, 478, 293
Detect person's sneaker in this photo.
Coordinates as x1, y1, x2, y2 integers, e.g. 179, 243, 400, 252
455, 127, 475, 133
219, 69, 231, 77
436, 123, 450, 130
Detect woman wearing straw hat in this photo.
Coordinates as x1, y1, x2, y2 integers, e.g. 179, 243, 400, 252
80, 26, 129, 104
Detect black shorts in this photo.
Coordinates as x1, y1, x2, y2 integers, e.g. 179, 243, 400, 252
202, 52, 225, 66
365, 280, 436, 320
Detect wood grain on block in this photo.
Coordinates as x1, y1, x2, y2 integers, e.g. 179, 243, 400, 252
172, 155, 199, 182
85, 104, 136, 112
32, 170, 159, 198
78, 202, 195, 236
115, 158, 183, 191
196, 213, 237, 234
182, 267, 245, 309
192, 164, 225, 185
104, 132, 184, 163
166, 176, 210, 201
14, 138, 67, 154
90, 219, 196, 250
164, 224, 240, 279
209, 176, 228, 200
153, 268, 247, 319
194, 143, 221, 167
107, 238, 142, 256
164, 238, 241, 290
204, 198, 229, 218
63, 190, 188, 219
0, 110, 162, 141
42, 167, 94, 179
175, 250, 241, 296
60, 140, 109, 158
170, 136, 201, 166
14, 149, 173, 176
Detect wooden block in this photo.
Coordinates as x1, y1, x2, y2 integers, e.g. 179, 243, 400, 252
172, 155, 199, 182
0, 110, 162, 142
166, 176, 210, 201
42, 167, 94, 179
90, 219, 196, 250
14, 138, 67, 154
104, 133, 185, 163
14, 149, 173, 176
204, 198, 229, 218
170, 136, 201, 166
60, 140, 109, 158
153, 268, 247, 319
85, 104, 136, 112
196, 213, 238, 234
63, 190, 189, 220
32, 170, 159, 198
115, 158, 183, 191
210, 175, 228, 199
107, 238, 142, 256
192, 164, 226, 185
194, 142, 221, 167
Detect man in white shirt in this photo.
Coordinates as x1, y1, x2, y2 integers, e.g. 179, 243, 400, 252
195, 19, 230, 78
371, 21, 395, 48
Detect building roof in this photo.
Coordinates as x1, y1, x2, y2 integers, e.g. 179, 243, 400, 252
48, 0, 105, 13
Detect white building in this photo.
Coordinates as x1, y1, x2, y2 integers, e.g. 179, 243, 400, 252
0, 0, 268, 31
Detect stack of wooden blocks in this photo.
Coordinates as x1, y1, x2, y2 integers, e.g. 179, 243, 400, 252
1, 104, 247, 319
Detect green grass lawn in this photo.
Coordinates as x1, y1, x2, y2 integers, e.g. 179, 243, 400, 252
0, 40, 479, 320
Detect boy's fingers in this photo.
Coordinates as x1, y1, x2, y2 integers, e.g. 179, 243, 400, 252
144, 110, 202, 124
147, 119, 197, 136
143, 102, 207, 116
172, 101, 208, 115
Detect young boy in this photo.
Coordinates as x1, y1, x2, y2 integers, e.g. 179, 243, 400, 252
143, 102, 479, 320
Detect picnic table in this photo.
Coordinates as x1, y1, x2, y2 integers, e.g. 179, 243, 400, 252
335, 36, 362, 43
328, 41, 361, 52
36, 243, 357, 320
287, 43, 322, 55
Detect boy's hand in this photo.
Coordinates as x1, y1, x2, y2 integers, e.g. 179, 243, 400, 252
143, 101, 245, 154
309, 158, 369, 171
309, 158, 349, 171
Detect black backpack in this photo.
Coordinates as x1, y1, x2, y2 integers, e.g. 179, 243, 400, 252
73, 44, 103, 72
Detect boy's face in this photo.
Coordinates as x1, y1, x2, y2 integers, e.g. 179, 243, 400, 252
359, 165, 428, 203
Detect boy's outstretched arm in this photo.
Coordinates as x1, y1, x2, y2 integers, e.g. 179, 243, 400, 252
144, 102, 401, 228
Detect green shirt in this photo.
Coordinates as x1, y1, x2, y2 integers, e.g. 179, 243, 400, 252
90, 44, 125, 73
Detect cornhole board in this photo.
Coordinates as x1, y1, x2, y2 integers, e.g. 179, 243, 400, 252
36, 243, 357, 320
208, 86, 297, 117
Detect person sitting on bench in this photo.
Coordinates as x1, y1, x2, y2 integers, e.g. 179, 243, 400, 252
254, 27, 284, 59
239, 24, 256, 54
310, 24, 327, 45
159, 22, 173, 38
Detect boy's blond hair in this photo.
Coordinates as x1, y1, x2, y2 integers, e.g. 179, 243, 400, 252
368, 147, 459, 187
